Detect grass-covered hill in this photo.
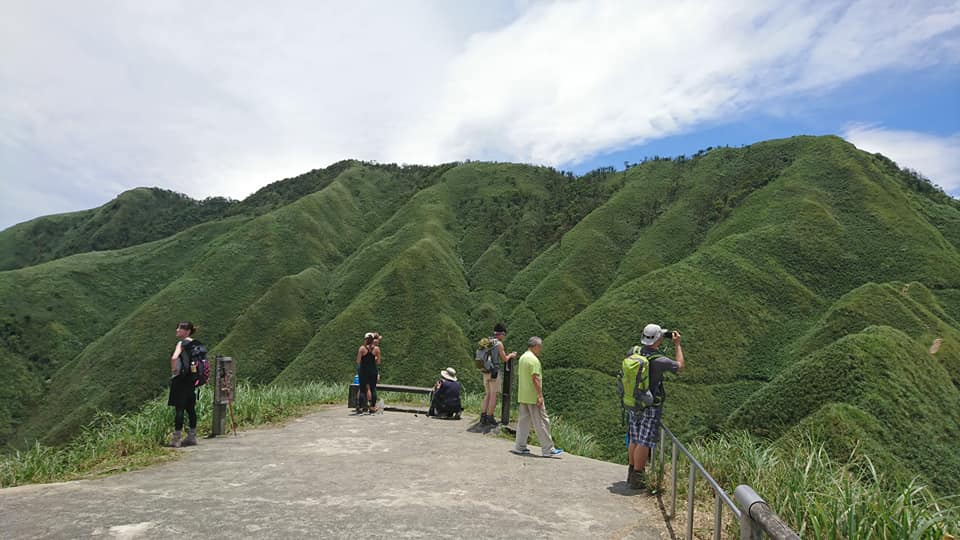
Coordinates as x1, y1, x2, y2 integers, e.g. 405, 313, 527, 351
1, 135, 958, 495
0, 188, 233, 271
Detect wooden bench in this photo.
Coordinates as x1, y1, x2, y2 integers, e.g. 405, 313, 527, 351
348, 383, 432, 410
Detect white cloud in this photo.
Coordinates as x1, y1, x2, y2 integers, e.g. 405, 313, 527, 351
392, 0, 960, 165
1, 0, 958, 229
844, 124, 960, 194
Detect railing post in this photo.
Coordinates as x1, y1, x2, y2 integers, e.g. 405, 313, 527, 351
671, 440, 678, 519
735, 485, 769, 540
687, 466, 696, 540
658, 428, 665, 486
713, 492, 723, 540
650, 428, 657, 473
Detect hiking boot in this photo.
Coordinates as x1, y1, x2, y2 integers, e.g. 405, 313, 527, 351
169, 430, 182, 448
182, 429, 198, 446
479, 413, 488, 425
629, 469, 646, 489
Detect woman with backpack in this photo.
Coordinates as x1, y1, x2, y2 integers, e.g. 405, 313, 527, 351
356, 332, 382, 414
168, 321, 199, 447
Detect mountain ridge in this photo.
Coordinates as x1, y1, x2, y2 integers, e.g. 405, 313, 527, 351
2, 135, 958, 494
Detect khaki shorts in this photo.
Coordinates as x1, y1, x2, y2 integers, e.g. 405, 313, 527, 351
483, 371, 502, 394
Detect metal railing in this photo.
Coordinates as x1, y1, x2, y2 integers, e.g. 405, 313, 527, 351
650, 424, 799, 540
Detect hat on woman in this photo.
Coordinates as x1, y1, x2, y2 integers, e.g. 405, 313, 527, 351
440, 368, 458, 381
364, 332, 375, 339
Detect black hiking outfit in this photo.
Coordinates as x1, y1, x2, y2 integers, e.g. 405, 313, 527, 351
358, 346, 378, 409
429, 379, 462, 417
168, 339, 197, 430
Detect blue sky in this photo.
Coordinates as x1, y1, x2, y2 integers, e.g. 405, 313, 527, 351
575, 66, 960, 175
1, 1, 958, 230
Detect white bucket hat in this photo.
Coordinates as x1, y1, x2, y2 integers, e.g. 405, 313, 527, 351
640, 323, 663, 346
440, 367, 458, 381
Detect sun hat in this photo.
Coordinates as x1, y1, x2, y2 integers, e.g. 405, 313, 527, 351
364, 332, 375, 339
640, 323, 663, 346
440, 367, 458, 381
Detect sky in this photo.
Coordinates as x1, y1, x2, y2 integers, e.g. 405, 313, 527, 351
1, 0, 958, 230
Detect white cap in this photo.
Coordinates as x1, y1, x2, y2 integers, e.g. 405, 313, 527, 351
364, 332, 375, 339
640, 324, 663, 346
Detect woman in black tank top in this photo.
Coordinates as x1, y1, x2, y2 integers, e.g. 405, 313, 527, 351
356, 333, 382, 413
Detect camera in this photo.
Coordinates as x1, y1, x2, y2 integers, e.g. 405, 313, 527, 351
662, 330, 675, 339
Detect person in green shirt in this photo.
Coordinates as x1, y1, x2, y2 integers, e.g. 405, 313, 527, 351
512, 336, 564, 458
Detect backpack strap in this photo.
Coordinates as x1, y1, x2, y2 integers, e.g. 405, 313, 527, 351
645, 352, 667, 406
632, 354, 649, 410
178, 339, 192, 375
633, 357, 646, 390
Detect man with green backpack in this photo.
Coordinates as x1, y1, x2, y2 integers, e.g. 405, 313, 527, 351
619, 323, 685, 489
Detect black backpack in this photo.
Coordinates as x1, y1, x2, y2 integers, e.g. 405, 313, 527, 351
180, 339, 210, 388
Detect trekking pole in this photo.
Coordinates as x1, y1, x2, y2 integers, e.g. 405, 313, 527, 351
226, 387, 238, 436
224, 371, 238, 436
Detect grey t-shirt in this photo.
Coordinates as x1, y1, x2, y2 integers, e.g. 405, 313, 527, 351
642, 346, 681, 402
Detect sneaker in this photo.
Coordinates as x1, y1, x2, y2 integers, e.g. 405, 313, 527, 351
511, 448, 531, 455
544, 448, 564, 458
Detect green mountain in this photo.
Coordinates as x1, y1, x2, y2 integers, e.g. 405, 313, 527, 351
2, 136, 958, 495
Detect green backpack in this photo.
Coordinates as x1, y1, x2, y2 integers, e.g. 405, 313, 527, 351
617, 345, 660, 412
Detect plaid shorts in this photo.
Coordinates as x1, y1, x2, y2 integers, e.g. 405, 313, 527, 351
628, 407, 663, 448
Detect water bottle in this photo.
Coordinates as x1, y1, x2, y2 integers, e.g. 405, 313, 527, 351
353, 374, 359, 385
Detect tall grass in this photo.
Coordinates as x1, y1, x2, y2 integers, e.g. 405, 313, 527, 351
0, 381, 346, 488
652, 431, 959, 539
514, 415, 602, 459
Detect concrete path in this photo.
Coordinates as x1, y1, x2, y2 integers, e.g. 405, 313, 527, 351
0, 408, 665, 539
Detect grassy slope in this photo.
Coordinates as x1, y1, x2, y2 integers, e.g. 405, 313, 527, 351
11, 165, 419, 445
0, 188, 235, 271
0, 160, 361, 272
0, 217, 245, 441
522, 137, 960, 489
275, 163, 575, 393
1, 136, 958, 497
728, 282, 960, 494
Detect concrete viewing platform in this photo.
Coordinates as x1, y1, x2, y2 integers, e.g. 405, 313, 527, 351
0, 407, 665, 539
